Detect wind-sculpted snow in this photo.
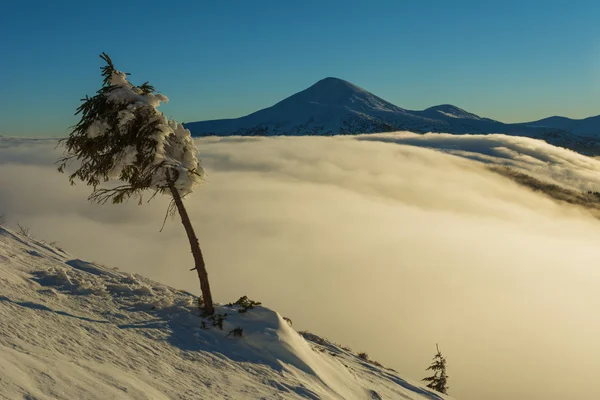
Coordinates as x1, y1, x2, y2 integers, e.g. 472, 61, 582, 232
3, 134, 600, 399
0, 226, 448, 399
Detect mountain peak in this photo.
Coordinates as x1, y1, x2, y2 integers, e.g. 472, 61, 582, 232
316, 76, 350, 83
311, 76, 359, 89
299, 77, 369, 101
274, 77, 404, 114
426, 104, 464, 112
422, 104, 482, 120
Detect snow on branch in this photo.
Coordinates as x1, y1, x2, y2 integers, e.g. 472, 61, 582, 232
58, 53, 203, 204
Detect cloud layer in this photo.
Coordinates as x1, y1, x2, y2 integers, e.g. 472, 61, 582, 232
2, 133, 600, 400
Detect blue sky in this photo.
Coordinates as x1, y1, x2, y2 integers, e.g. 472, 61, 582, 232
1, 0, 599, 136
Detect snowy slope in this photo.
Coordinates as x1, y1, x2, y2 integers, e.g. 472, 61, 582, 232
184, 77, 600, 154
0, 226, 451, 400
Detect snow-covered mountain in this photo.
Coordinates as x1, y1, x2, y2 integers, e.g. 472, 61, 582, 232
186, 77, 415, 136
186, 78, 476, 136
185, 78, 600, 155
0, 225, 451, 400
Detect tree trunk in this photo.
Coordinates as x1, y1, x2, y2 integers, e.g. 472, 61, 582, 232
166, 172, 215, 315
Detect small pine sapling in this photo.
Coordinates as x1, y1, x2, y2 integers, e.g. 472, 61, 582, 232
422, 343, 449, 395
227, 296, 261, 313
227, 327, 243, 338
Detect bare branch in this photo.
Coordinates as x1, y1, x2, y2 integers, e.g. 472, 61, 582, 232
159, 198, 177, 232
17, 223, 30, 236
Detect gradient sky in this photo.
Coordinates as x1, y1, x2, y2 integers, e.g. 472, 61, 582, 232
1, 0, 600, 137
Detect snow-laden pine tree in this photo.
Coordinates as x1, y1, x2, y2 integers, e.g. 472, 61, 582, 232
422, 343, 449, 394
58, 53, 215, 314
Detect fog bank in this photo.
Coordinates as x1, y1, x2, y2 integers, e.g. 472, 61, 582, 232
2, 133, 600, 400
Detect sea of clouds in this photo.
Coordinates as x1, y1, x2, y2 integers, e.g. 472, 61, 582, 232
2, 132, 600, 400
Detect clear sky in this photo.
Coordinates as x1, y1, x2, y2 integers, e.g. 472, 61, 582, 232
1, 0, 600, 136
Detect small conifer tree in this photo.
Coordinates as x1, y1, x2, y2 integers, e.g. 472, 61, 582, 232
422, 343, 449, 394
58, 53, 215, 314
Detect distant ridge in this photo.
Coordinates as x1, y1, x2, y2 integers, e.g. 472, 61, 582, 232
523, 115, 600, 137
415, 104, 486, 121
185, 77, 600, 155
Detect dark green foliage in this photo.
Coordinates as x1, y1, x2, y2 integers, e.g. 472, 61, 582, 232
100, 53, 129, 86
57, 53, 171, 205
357, 352, 369, 361
226, 296, 262, 313
227, 327, 243, 338
202, 312, 228, 330
422, 344, 449, 395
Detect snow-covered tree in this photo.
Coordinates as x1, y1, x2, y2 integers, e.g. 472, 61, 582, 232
58, 53, 215, 314
422, 343, 449, 394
